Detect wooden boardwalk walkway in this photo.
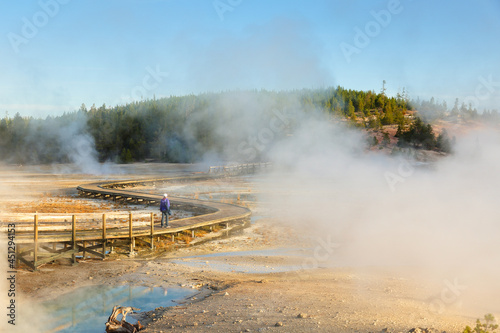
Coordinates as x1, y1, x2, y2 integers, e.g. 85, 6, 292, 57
3, 164, 270, 271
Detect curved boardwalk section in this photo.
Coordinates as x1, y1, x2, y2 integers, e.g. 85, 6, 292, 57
10, 171, 256, 271
77, 176, 252, 234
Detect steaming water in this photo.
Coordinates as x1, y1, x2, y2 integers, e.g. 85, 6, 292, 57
39, 285, 196, 333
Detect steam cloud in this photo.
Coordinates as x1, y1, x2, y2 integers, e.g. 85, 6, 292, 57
255, 110, 500, 316
54, 121, 114, 175
0, 238, 47, 333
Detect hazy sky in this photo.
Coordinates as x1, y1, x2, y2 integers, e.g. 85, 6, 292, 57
1, 0, 500, 117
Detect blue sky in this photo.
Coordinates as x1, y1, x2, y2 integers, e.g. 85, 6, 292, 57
1, 0, 500, 117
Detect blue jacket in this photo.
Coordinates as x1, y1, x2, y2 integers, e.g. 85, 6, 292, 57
160, 198, 170, 212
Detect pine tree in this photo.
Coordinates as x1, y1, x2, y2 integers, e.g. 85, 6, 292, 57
348, 100, 356, 119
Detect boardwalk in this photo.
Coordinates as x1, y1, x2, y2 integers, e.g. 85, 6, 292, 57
3, 166, 268, 270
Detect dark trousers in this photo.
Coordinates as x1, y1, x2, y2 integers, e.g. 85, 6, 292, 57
161, 211, 169, 227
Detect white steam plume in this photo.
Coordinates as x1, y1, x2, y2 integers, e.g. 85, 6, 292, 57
54, 121, 114, 175
257, 112, 500, 317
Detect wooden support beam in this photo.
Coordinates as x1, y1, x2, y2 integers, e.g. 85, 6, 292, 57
18, 256, 35, 271
76, 244, 104, 259
36, 249, 78, 266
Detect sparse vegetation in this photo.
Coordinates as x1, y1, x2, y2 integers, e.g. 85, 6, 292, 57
463, 314, 498, 333
5, 195, 126, 213
396, 117, 453, 153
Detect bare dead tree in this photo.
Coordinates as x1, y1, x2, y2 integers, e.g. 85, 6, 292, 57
105, 305, 144, 333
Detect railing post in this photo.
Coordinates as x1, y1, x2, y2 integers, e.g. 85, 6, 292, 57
33, 214, 38, 270
15, 244, 19, 269
72, 215, 77, 265
129, 212, 134, 255
102, 214, 107, 258
150, 212, 154, 250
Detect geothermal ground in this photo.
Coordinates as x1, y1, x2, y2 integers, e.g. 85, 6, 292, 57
0, 163, 486, 333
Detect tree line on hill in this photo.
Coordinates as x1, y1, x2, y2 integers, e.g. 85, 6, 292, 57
0, 86, 497, 164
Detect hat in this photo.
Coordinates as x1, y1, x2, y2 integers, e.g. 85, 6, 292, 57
163, 193, 168, 197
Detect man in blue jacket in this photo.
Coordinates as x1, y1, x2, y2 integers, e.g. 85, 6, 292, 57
160, 193, 171, 228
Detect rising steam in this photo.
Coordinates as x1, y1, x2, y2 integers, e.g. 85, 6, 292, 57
255, 110, 500, 317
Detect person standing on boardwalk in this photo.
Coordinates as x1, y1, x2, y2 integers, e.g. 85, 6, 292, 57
160, 193, 171, 228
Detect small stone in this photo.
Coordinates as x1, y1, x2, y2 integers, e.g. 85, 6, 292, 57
88, 276, 93, 280
224, 292, 229, 296
297, 313, 308, 319
275, 322, 283, 327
